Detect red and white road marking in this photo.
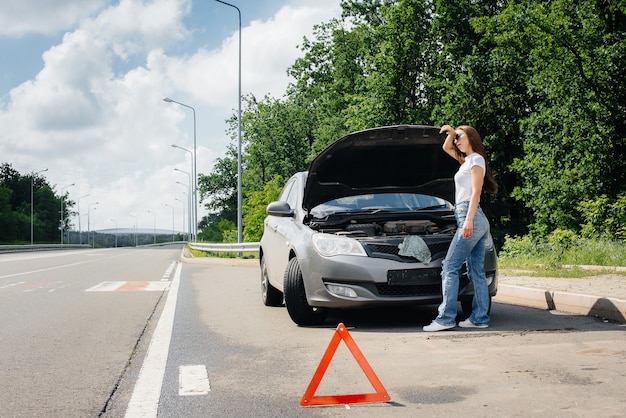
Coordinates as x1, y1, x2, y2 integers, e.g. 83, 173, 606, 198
85, 281, 170, 292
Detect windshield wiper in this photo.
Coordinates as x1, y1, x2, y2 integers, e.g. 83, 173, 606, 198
418, 204, 448, 211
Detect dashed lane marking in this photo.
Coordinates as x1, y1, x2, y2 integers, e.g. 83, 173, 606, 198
179, 365, 211, 396
0, 281, 26, 290
161, 261, 177, 281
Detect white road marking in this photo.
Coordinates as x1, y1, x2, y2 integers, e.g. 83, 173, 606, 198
0, 260, 92, 279
145, 281, 171, 291
86, 282, 125, 292
161, 261, 176, 281
85, 281, 170, 292
178, 365, 211, 396
0, 281, 25, 290
124, 262, 181, 418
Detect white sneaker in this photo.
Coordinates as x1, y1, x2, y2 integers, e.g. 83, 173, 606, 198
458, 319, 488, 329
423, 321, 455, 332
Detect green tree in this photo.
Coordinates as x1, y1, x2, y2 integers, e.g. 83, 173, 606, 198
239, 95, 311, 191
198, 145, 238, 226
503, 0, 626, 234
433, 0, 530, 242
0, 163, 75, 243
242, 176, 284, 242
205, 0, 626, 245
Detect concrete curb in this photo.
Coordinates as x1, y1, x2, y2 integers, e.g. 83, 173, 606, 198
495, 284, 626, 323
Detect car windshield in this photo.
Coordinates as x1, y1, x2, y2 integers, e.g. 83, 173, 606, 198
310, 193, 452, 218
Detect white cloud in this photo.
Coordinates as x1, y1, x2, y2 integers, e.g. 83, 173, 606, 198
0, 0, 109, 36
0, 0, 341, 232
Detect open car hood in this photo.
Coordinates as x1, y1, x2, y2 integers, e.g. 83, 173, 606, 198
302, 125, 458, 211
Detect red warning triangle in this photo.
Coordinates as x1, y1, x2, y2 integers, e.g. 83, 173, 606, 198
300, 323, 391, 406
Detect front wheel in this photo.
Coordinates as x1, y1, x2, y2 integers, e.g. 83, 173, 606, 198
283, 258, 328, 326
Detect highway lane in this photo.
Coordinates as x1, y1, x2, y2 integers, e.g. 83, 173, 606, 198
0, 247, 182, 417
110, 257, 626, 417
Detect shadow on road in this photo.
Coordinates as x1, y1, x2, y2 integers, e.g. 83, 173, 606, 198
315, 302, 624, 334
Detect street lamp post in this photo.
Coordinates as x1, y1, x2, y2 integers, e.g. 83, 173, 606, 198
130, 214, 138, 247
147, 210, 156, 244
174, 167, 193, 241
110, 218, 118, 248
165, 203, 175, 242
30, 168, 48, 245
215, 0, 243, 245
60, 183, 75, 244
175, 197, 186, 240
77, 194, 89, 244
175, 182, 190, 240
87, 202, 98, 248
164, 99, 197, 241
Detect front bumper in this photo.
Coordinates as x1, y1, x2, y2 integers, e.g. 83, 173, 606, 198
299, 252, 497, 309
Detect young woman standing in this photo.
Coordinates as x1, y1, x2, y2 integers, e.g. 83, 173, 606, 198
423, 125, 498, 332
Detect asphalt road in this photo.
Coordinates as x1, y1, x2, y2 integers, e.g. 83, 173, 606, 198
1, 248, 625, 417
0, 247, 181, 417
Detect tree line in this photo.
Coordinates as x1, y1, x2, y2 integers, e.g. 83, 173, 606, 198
199, 0, 626, 247
0, 163, 73, 244
0, 163, 186, 245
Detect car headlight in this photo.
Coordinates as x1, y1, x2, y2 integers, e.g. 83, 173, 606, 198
311, 233, 367, 257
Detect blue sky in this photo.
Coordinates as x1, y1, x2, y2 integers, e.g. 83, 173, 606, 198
0, 0, 342, 232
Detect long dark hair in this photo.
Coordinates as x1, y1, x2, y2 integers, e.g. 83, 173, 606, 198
456, 125, 498, 194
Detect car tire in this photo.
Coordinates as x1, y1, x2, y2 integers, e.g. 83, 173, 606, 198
460, 295, 492, 317
261, 257, 283, 307
283, 258, 328, 326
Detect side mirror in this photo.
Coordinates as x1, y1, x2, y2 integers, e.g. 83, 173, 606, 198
266, 201, 295, 217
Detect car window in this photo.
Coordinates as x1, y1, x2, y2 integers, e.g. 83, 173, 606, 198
278, 179, 299, 210
285, 181, 299, 210
278, 180, 294, 202
310, 193, 451, 218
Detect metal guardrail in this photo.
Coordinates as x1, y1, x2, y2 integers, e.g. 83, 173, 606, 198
0, 244, 91, 253
187, 242, 260, 252
0, 242, 260, 253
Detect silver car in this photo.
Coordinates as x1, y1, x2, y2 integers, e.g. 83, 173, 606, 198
260, 125, 498, 326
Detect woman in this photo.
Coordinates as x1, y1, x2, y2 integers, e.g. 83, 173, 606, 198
423, 125, 498, 332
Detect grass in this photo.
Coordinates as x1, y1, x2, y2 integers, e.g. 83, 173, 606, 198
498, 233, 626, 278
186, 246, 258, 259
498, 265, 625, 278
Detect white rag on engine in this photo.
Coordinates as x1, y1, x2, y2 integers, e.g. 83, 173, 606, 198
398, 235, 432, 263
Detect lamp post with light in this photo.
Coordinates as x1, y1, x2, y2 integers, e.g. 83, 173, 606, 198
147, 210, 156, 244
30, 168, 48, 245
175, 197, 186, 240
130, 214, 138, 247
60, 183, 75, 244
174, 165, 194, 240
165, 203, 175, 242
77, 194, 89, 244
164, 99, 197, 241
215, 0, 243, 245
110, 218, 118, 248
87, 202, 99, 248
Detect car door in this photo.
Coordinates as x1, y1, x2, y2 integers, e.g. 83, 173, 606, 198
263, 178, 298, 290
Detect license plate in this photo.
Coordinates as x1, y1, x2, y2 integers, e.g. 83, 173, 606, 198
387, 268, 441, 285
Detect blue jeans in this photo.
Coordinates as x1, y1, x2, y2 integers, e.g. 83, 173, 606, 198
434, 201, 490, 326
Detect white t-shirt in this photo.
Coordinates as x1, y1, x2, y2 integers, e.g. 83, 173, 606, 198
454, 153, 485, 203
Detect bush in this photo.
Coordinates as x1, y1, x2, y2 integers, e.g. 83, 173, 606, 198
499, 230, 626, 269
578, 193, 626, 240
